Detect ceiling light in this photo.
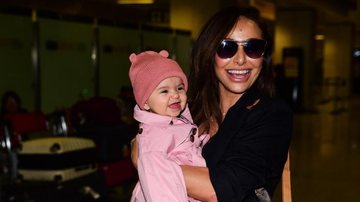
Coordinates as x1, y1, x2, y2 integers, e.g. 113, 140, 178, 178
315, 34, 325, 40
117, 0, 154, 4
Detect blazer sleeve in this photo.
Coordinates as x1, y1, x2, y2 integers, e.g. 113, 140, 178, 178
206, 99, 293, 201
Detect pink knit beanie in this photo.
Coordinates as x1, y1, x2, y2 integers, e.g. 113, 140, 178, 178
128, 50, 188, 109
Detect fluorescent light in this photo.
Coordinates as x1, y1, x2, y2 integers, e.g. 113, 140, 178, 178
315, 34, 325, 40
117, 0, 154, 4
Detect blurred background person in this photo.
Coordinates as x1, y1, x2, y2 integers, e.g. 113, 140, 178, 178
1, 90, 27, 117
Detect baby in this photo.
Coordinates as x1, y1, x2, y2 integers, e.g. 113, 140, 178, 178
129, 50, 208, 202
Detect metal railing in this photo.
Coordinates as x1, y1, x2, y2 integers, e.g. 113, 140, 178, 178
318, 77, 348, 114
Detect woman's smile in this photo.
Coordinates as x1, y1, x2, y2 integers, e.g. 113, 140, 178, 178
226, 69, 251, 82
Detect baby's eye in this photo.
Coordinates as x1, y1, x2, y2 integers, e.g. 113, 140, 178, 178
178, 85, 185, 91
160, 90, 168, 94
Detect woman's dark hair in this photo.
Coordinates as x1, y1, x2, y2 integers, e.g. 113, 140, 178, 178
188, 5, 274, 132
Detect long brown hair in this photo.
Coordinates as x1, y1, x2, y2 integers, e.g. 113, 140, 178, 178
188, 6, 274, 133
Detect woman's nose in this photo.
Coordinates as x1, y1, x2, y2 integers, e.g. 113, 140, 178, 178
233, 46, 246, 65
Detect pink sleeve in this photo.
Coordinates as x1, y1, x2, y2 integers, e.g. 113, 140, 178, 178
137, 151, 188, 202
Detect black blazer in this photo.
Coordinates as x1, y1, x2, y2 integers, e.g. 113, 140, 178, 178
202, 87, 293, 202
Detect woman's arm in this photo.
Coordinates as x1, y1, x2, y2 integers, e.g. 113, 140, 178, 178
131, 137, 217, 202
180, 165, 218, 202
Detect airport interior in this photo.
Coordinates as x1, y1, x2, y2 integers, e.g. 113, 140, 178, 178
1, 0, 360, 201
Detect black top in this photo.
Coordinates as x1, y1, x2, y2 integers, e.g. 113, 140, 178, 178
202, 87, 293, 202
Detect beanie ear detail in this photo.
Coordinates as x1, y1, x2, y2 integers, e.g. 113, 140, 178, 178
129, 53, 137, 62
158, 50, 169, 58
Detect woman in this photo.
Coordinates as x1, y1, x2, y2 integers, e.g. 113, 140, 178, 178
181, 5, 292, 202
132, 5, 292, 202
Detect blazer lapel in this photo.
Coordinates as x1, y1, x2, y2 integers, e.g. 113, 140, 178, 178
203, 87, 262, 166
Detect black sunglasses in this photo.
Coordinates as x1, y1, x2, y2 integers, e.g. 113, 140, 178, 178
216, 38, 267, 59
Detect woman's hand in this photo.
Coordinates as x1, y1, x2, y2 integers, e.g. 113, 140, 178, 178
181, 165, 217, 202
130, 136, 139, 169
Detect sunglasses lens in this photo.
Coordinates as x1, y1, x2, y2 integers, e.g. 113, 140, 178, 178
243, 39, 266, 59
217, 40, 238, 59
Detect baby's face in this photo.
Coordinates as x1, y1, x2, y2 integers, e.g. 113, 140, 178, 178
144, 76, 187, 117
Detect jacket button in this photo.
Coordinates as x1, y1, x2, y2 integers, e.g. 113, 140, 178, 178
138, 128, 143, 134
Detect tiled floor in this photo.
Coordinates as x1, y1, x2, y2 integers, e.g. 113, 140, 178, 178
110, 94, 360, 202
298, 95, 360, 201
273, 94, 360, 202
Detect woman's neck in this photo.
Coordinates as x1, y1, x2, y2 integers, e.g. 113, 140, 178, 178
219, 88, 243, 115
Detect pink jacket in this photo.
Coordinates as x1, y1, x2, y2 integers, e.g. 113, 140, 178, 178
130, 105, 208, 202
